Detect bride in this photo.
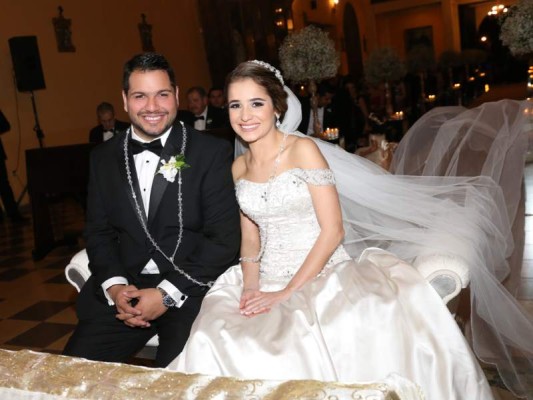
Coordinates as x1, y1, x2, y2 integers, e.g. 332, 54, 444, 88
168, 61, 533, 399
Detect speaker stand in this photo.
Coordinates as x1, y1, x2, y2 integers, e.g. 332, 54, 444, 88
30, 90, 45, 149
16, 91, 44, 206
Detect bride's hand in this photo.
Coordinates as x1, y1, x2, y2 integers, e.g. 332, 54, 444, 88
239, 288, 260, 308
239, 289, 269, 317
240, 289, 292, 317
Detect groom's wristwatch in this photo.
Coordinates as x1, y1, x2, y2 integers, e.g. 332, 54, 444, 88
157, 287, 177, 308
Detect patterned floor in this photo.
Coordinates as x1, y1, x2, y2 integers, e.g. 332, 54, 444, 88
1, 167, 533, 398
0, 198, 82, 356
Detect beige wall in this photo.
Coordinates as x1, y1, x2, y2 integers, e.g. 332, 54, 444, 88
374, 3, 444, 59
0, 0, 210, 204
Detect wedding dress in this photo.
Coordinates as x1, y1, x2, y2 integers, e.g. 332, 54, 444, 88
170, 84, 532, 398
168, 166, 492, 399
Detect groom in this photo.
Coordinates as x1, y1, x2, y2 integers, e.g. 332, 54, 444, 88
63, 53, 240, 367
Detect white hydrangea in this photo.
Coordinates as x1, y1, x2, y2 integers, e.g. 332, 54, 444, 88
279, 25, 340, 84
500, 0, 533, 56
364, 47, 406, 86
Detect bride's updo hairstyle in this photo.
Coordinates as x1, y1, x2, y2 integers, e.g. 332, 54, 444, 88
225, 61, 288, 121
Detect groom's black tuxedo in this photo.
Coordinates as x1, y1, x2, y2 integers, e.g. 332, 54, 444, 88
65, 122, 240, 366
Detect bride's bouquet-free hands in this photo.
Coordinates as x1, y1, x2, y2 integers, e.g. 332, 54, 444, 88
239, 288, 293, 317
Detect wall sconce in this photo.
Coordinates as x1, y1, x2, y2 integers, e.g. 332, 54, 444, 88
332, 0, 339, 14
487, 4, 508, 16
274, 7, 285, 29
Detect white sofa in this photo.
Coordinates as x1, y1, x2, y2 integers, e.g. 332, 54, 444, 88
65, 249, 468, 359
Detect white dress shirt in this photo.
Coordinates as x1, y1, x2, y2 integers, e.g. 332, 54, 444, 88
101, 126, 187, 307
102, 130, 114, 142
193, 108, 208, 131
306, 107, 325, 136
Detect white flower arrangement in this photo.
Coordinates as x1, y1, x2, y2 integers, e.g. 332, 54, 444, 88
157, 154, 190, 183
406, 45, 435, 73
279, 25, 340, 83
500, 0, 533, 56
364, 47, 406, 85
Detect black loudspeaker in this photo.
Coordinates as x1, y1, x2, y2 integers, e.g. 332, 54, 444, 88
8, 36, 46, 92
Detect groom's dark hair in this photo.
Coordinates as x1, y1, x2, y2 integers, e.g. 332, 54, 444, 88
122, 52, 176, 93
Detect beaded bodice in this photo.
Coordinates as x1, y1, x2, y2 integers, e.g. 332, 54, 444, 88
236, 168, 351, 281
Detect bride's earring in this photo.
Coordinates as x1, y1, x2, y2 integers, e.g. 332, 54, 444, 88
275, 114, 281, 128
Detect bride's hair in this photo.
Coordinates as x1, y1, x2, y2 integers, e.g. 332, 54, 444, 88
225, 61, 288, 120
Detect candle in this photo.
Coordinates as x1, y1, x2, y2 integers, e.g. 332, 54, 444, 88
323, 128, 338, 140
391, 111, 404, 120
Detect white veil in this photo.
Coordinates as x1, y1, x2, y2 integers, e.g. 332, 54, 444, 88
391, 101, 530, 296
279, 94, 533, 398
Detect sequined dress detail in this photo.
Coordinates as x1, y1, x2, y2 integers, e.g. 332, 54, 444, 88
236, 168, 350, 280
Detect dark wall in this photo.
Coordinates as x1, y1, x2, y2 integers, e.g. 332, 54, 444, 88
197, 0, 293, 86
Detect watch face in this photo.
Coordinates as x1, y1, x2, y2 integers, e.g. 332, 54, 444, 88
163, 295, 177, 308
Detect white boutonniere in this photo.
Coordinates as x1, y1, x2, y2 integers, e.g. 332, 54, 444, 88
156, 154, 190, 183
206, 118, 212, 126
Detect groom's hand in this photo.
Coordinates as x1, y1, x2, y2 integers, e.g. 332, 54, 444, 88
116, 288, 167, 327
108, 284, 142, 316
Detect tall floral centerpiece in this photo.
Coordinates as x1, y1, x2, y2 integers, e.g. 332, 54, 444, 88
438, 50, 462, 105
438, 50, 462, 88
279, 25, 339, 136
406, 45, 435, 112
500, 0, 533, 57
500, 0, 533, 97
364, 47, 406, 116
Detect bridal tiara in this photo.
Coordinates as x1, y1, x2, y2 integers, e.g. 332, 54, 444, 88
249, 60, 285, 86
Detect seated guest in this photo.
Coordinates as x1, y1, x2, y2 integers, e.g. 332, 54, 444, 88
297, 82, 338, 137
208, 86, 226, 109
89, 102, 129, 144
182, 86, 229, 131
356, 132, 398, 171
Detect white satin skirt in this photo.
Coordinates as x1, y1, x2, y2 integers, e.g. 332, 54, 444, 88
168, 249, 492, 400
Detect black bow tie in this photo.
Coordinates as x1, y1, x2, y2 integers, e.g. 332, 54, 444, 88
130, 138, 163, 156
194, 115, 205, 121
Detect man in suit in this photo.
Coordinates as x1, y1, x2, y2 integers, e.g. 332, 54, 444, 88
182, 86, 229, 131
0, 109, 24, 222
208, 86, 225, 109
89, 102, 130, 144
64, 53, 240, 367
297, 82, 338, 136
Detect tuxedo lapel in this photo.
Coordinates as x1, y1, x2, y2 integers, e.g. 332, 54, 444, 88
147, 123, 184, 227
117, 132, 148, 225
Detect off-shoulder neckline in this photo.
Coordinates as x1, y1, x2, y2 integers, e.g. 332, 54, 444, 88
236, 167, 331, 185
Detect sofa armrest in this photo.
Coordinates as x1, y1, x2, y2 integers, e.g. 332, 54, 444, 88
65, 249, 91, 293
414, 254, 469, 305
